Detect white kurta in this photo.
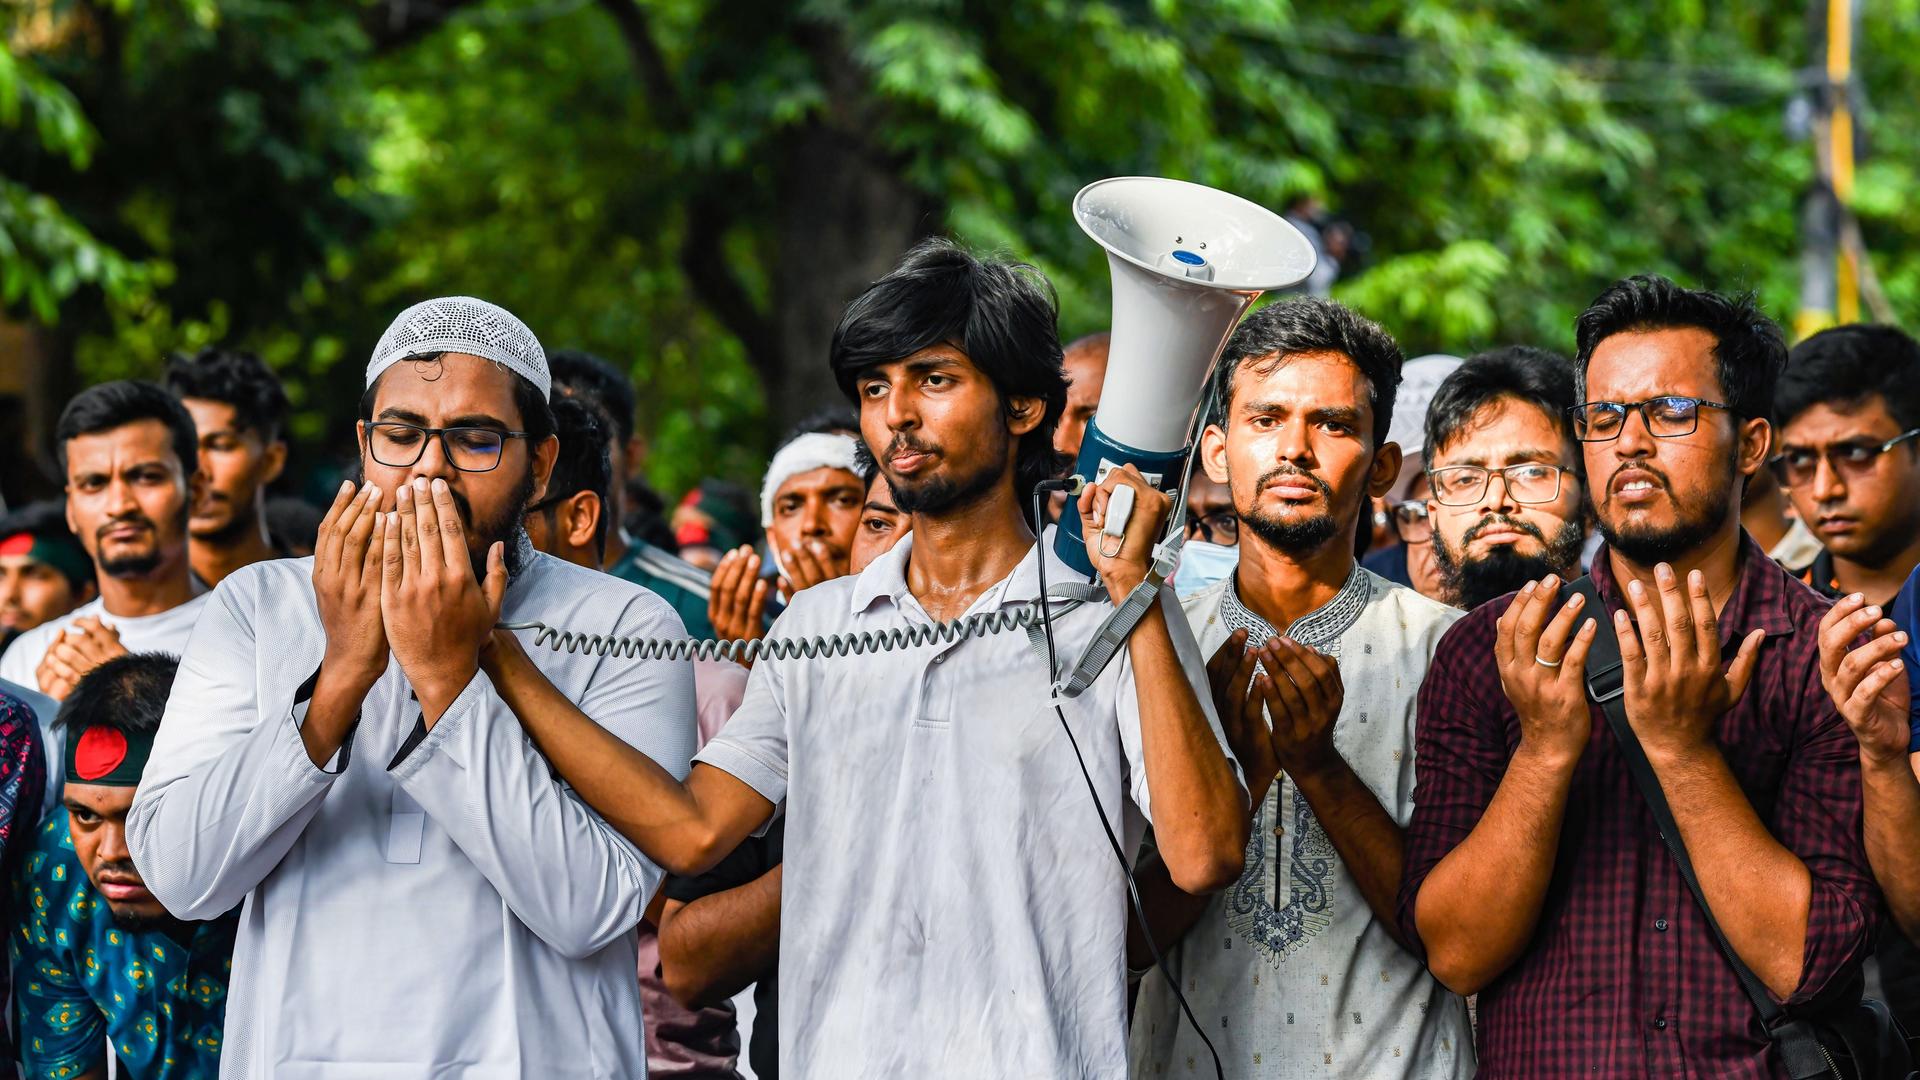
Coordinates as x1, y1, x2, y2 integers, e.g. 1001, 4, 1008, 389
1129, 568, 1475, 1079
127, 541, 697, 1079
695, 529, 1242, 1080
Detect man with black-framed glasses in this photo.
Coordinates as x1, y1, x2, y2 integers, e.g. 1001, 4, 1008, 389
1775, 324, 1920, 613
128, 296, 699, 1078
1402, 276, 1879, 1077
1422, 346, 1589, 610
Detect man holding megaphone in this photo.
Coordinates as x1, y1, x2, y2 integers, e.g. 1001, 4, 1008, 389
480, 239, 1250, 1078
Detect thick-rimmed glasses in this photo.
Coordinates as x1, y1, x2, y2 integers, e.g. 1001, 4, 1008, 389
1771, 427, 1920, 488
1185, 510, 1239, 545
1568, 396, 1731, 442
1389, 500, 1431, 543
367, 422, 531, 473
1428, 463, 1572, 507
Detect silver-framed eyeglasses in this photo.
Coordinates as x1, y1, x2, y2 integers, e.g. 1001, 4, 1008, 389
1427, 463, 1572, 507
1771, 427, 1920, 487
367, 422, 531, 473
1568, 396, 1732, 442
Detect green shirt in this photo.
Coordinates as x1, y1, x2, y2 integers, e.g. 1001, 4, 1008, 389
12, 816, 236, 1080
609, 543, 715, 639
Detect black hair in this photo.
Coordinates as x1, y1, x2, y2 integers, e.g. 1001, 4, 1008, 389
828, 238, 1069, 509
1210, 297, 1404, 445
548, 349, 638, 446
55, 652, 177, 739
1573, 275, 1786, 423
264, 496, 325, 556
622, 479, 679, 553
55, 380, 200, 477
163, 348, 290, 442
357, 353, 556, 445
544, 395, 614, 558
1778, 324, 1920, 433
0, 500, 93, 587
1425, 346, 1579, 459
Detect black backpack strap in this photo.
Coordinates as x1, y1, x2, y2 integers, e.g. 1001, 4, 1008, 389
1560, 576, 1835, 1079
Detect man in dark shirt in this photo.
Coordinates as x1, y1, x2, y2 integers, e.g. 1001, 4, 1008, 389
1400, 275, 1880, 1078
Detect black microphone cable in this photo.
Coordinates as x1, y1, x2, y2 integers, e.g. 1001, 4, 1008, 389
1032, 484, 1226, 1080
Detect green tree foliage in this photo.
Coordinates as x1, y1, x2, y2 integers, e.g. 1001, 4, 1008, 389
8, 0, 1920, 495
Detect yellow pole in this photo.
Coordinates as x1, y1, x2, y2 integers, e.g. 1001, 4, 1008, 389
1830, 0, 1859, 324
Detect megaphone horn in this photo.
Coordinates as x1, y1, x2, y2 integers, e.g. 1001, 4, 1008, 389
1055, 177, 1318, 576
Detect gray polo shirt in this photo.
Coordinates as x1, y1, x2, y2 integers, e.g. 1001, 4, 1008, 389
697, 528, 1240, 1079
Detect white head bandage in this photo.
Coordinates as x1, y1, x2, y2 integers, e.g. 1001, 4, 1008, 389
366, 296, 550, 399
760, 433, 863, 528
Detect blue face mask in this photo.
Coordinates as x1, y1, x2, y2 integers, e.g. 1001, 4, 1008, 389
1174, 540, 1239, 599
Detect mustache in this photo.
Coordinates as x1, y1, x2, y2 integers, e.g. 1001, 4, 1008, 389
1464, 513, 1545, 545
883, 434, 939, 459
93, 860, 144, 887
96, 512, 156, 542
1255, 463, 1332, 498
1606, 461, 1672, 494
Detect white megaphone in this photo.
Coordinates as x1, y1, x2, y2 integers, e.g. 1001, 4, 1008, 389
1055, 177, 1319, 576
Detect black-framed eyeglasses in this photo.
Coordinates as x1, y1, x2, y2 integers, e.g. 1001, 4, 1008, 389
1771, 427, 1920, 487
1185, 509, 1239, 545
1568, 396, 1732, 443
1427, 463, 1573, 507
367, 422, 531, 473
1389, 500, 1431, 543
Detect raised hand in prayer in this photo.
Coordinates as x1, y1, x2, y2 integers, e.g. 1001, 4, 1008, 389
1261, 636, 1344, 778
708, 545, 770, 651
1614, 564, 1765, 758
382, 476, 508, 724
35, 616, 126, 699
312, 480, 389, 685
1206, 628, 1286, 803
778, 540, 847, 599
1493, 574, 1597, 763
1818, 593, 1912, 766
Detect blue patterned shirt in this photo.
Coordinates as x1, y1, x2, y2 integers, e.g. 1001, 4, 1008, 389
11, 815, 235, 1080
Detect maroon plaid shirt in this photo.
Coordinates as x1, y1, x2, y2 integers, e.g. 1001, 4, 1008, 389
1398, 533, 1880, 1078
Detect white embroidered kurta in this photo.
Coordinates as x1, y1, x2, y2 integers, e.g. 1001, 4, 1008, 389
1129, 568, 1475, 1079
127, 543, 696, 1079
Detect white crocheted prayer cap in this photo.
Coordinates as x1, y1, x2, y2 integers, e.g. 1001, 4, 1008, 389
366, 296, 550, 399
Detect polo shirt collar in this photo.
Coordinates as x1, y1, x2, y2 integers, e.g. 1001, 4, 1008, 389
846, 526, 1079, 615
1589, 529, 1798, 643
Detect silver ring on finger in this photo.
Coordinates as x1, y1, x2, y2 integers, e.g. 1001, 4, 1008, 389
1534, 654, 1563, 669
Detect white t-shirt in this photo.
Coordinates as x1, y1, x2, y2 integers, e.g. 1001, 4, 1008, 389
0, 594, 210, 691
1129, 569, 1475, 1079
696, 528, 1242, 1079
0, 592, 209, 815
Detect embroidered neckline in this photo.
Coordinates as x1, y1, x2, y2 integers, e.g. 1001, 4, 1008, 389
1220, 564, 1371, 651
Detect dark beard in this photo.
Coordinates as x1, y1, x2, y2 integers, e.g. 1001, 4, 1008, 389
1597, 460, 1733, 567
1238, 464, 1340, 554
460, 467, 536, 579
1434, 512, 1590, 609
99, 550, 162, 579
884, 425, 1010, 519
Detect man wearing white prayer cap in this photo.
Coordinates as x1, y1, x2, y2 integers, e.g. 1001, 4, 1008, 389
128, 296, 698, 1078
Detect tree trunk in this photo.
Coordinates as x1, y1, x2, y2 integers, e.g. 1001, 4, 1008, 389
762, 122, 936, 437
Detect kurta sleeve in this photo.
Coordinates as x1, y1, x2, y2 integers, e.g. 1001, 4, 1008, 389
388, 596, 697, 960
126, 572, 344, 921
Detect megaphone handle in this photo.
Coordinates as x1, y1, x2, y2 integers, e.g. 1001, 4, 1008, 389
1099, 483, 1135, 558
